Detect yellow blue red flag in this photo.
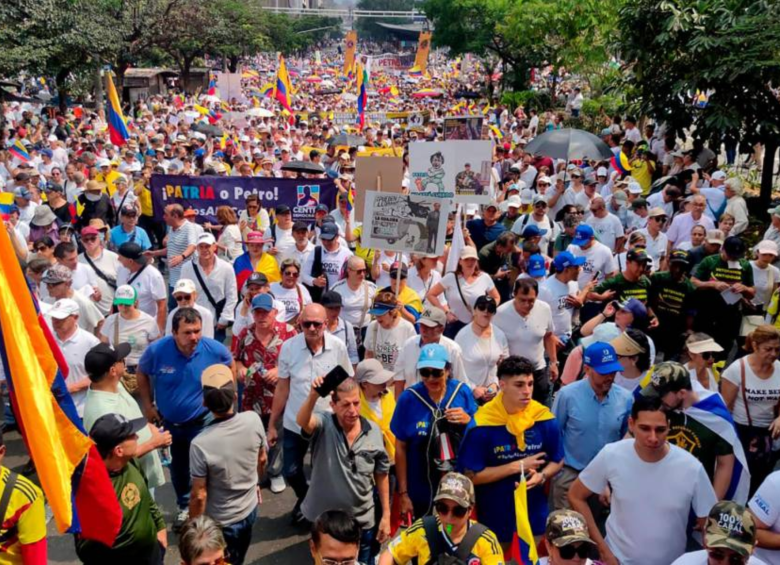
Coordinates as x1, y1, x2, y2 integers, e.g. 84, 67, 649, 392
106, 71, 130, 147
511, 471, 539, 564
356, 62, 368, 130
9, 139, 30, 162
274, 55, 295, 124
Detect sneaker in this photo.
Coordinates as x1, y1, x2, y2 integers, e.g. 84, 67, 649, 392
173, 509, 189, 532
270, 475, 286, 494
290, 500, 306, 526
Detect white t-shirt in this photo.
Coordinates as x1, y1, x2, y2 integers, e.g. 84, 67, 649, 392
568, 241, 617, 290
270, 282, 313, 323
394, 335, 469, 388
407, 267, 443, 302
100, 311, 160, 366
587, 213, 625, 252
374, 252, 408, 289
165, 304, 215, 339
364, 318, 417, 370
493, 300, 553, 370
672, 551, 767, 565
512, 213, 556, 250
454, 324, 509, 388
614, 370, 648, 392
667, 213, 715, 248
538, 275, 579, 338
749, 471, 780, 565
79, 249, 120, 315
116, 263, 167, 318
751, 261, 780, 309
439, 272, 496, 324
263, 225, 295, 260
579, 439, 717, 565
301, 245, 353, 289
331, 280, 377, 328
722, 359, 780, 427
637, 229, 669, 272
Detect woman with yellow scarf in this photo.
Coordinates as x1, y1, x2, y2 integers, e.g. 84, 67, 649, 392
459, 356, 564, 550
356, 359, 397, 462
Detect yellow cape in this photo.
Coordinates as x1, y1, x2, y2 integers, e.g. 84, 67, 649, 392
359, 390, 396, 461
475, 392, 554, 450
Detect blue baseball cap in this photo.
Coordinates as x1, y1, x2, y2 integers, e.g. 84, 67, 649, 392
522, 225, 548, 239
251, 293, 274, 312
572, 224, 595, 246
527, 254, 547, 278
320, 222, 339, 240
553, 251, 586, 271
583, 342, 624, 375
417, 343, 449, 370
620, 298, 648, 323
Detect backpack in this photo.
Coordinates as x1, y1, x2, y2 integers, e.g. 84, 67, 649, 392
422, 516, 488, 565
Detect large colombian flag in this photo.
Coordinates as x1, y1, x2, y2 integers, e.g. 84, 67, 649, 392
274, 55, 295, 124
0, 227, 122, 546
106, 71, 130, 147
356, 61, 368, 130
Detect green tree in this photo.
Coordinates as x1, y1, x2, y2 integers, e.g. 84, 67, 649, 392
615, 0, 780, 205
355, 0, 416, 42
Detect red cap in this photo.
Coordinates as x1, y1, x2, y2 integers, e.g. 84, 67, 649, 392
243, 231, 266, 245
503, 142, 511, 151
81, 226, 99, 237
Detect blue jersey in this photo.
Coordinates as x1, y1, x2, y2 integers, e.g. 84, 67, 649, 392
458, 419, 564, 542
390, 379, 478, 509
110, 225, 152, 250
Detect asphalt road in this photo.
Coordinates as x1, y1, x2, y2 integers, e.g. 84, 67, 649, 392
4, 430, 312, 564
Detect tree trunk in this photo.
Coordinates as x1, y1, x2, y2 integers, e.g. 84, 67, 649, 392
228, 56, 239, 73
56, 68, 70, 114
95, 66, 104, 121
180, 56, 195, 93
761, 138, 778, 210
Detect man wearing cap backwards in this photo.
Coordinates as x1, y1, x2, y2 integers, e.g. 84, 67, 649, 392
110, 203, 152, 250
459, 356, 563, 549
640, 361, 741, 502
569, 394, 717, 565
43, 263, 104, 335
137, 307, 233, 529
667, 194, 716, 253
649, 250, 697, 358
180, 232, 238, 344
189, 364, 267, 565
297, 375, 390, 563
165, 279, 214, 338
116, 242, 167, 334
540, 509, 601, 564
589, 248, 654, 307
567, 224, 618, 291
550, 342, 631, 512
379, 472, 504, 565
76, 413, 168, 564
82, 342, 171, 492
466, 201, 507, 252
268, 303, 354, 523
673, 501, 767, 564
692, 235, 756, 351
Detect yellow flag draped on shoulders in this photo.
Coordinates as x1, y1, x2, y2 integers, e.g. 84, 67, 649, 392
359, 390, 396, 462
474, 392, 554, 450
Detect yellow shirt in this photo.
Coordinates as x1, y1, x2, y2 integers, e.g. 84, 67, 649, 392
388, 518, 504, 565
256, 252, 281, 283
134, 181, 154, 217
95, 170, 121, 196
0, 467, 47, 564
631, 158, 655, 195
352, 226, 376, 266
359, 390, 396, 462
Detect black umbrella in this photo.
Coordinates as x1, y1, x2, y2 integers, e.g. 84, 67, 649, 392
281, 160, 326, 175
191, 122, 223, 137
524, 128, 613, 161
454, 90, 482, 99
328, 133, 366, 147
315, 88, 342, 96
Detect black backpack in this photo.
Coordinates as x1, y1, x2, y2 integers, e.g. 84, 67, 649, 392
422, 516, 488, 565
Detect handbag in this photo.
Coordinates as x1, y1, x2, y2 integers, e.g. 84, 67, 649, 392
408, 381, 467, 474
114, 315, 138, 393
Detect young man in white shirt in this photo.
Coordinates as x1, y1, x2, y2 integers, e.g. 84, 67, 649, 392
567, 225, 618, 290
302, 222, 353, 291
586, 197, 625, 253
538, 251, 587, 343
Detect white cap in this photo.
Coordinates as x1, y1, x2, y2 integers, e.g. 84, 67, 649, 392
113, 284, 137, 306
198, 232, 216, 246
756, 240, 779, 256
173, 279, 197, 295
627, 181, 643, 195
460, 246, 479, 260
240, 135, 250, 142
49, 299, 80, 319
711, 170, 727, 181
97, 158, 112, 168
537, 176, 551, 185
506, 195, 522, 208
597, 167, 608, 177
520, 188, 534, 204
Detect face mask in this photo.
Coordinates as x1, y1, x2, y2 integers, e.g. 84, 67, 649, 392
85, 192, 101, 202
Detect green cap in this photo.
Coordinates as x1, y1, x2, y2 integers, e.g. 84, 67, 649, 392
434, 472, 474, 508
768, 205, 780, 217
705, 501, 756, 558
545, 510, 596, 548
640, 361, 691, 398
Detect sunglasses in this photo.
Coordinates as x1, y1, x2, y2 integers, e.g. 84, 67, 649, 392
653, 217, 668, 223
302, 320, 324, 329
420, 368, 445, 379
707, 549, 746, 565
34, 245, 49, 252
175, 294, 192, 302
194, 557, 228, 565
434, 501, 469, 518
475, 303, 497, 314
82, 236, 98, 243
701, 351, 715, 360
283, 271, 299, 277
559, 544, 590, 560
350, 268, 367, 274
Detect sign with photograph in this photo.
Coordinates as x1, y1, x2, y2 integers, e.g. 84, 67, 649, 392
443, 116, 484, 140
362, 191, 451, 256
409, 140, 493, 203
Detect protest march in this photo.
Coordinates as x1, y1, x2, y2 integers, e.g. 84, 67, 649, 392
1, 5, 780, 565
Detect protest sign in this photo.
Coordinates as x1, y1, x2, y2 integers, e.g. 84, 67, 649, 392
354, 157, 404, 222
361, 191, 451, 256
150, 175, 338, 224
409, 140, 493, 203
444, 116, 484, 140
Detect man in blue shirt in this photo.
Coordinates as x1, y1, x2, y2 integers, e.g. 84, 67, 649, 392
137, 307, 233, 530
110, 204, 152, 250
550, 341, 632, 511
458, 356, 564, 549
466, 201, 507, 252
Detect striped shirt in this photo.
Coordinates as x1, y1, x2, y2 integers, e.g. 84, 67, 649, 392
0, 467, 47, 564
166, 221, 198, 286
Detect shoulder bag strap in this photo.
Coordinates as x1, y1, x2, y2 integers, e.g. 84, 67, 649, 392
0, 472, 19, 525
444, 381, 465, 410
127, 263, 148, 285
358, 283, 370, 330
192, 262, 219, 312
116, 191, 130, 214
422, 516, 446, 562
83, 253, 118, 290
114, 313, 120, 346
740, 358, 753, 427
455, 523, 489, 562
453, 273, 472, 315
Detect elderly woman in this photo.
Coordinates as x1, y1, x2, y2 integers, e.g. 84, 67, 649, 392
723, 178, 749, 236
357, 359, 397, 463
390, 343, 477, 519
364, 291, 417, 371
215, 205, 243, 263
677, 223, 707, 252
179, 515, 227, 565
270, 258, 312, 325
99, 285, 160, 374
427, 246, 500, 339
751, 240, 780, 311
615, 231, 647, 273
684, 332, 724, 391
721, 325, 780, 491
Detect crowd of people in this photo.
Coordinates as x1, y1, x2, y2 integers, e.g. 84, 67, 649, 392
1, 44, 780, 565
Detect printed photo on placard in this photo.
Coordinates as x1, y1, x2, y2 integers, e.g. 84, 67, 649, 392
443, 116, 484, 140
409, 140, 492, 203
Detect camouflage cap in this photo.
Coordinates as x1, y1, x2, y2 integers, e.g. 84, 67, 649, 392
639, 361, 691, 398
705, 501, 756, 558
545, 510, 595, 548
434, 472, 474, 508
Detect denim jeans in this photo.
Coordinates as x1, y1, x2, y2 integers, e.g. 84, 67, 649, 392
165, 412, 212, 509
282, 430, 310, 502
358, 527, 375, 564
222, 506, 257, 565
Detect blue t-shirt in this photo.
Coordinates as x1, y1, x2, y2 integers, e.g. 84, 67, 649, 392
465, 219, 506, 252
458, 418, 564, 542
390, 379, 478, 509
110, 225, 152, 250
138, 336, 232, 423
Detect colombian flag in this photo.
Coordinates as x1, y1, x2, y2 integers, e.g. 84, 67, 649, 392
510, 471, 539, 564
408, 65, 423, 78
274, 55, 295, 124
207, 73, 218, 97
0, 228, 122, 546
611, 151, 631, 176
260, 83, 274, 98
9, 139, 30, 162
106, 72, 130, 147
356, 62, 368, 130
194, 104, 221, 125
0, 192, 14, 221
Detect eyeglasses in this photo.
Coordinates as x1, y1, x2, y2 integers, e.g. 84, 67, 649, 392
434, 501, 469, 518
283, 271, 299, 277
419, 368, 445, 379
175, 294, 192, 302
302, 320, 324, 329
701, 351, 714, 360
316, 552, 358, 565
475, 303, 497, 314
707, 549, 746, 565
558, 544, 590, 560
